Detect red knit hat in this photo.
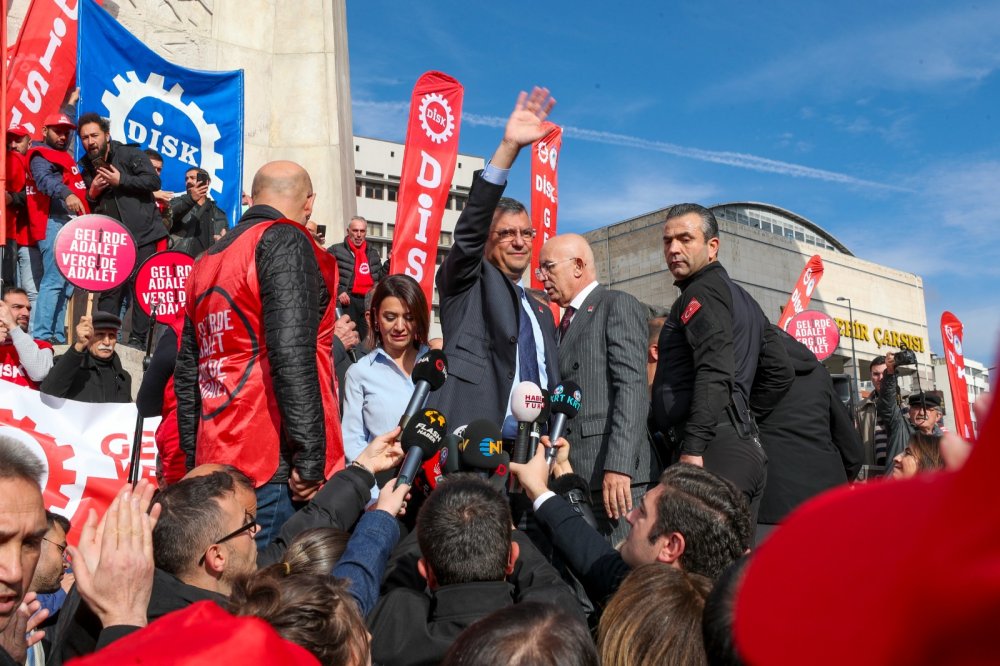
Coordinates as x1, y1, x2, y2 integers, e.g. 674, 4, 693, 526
735, 383, 1000, 665
66, 601, 319, 665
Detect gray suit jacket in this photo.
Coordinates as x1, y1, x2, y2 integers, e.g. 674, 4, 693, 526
558, 285, 656, 490
430, 173, 560, 431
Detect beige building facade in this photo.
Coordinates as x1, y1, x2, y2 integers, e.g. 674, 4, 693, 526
584, 202, 934, 394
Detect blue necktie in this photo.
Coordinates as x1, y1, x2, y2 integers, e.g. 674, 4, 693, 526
517, 288, 540, 386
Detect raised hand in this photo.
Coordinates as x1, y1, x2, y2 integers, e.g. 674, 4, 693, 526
491, 86, 556, 169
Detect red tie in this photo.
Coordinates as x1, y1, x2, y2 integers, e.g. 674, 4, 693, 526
558, 306, 576, 343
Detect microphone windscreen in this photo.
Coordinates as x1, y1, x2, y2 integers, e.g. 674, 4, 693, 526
510, 381, 544, 422
401, 408, 448, 457
549, 381, 582, 419
536, 389, 551, 423
412, 350, 448, 390
459, 419, 507, 470
439, 434, 463, 476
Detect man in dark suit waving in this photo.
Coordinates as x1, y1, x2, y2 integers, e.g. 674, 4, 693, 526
539, 233, 654, 543
431, 87, 561, 435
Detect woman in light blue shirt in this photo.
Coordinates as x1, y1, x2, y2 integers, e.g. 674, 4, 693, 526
342, 275, 431, 480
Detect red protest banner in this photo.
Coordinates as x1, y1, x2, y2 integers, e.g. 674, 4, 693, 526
389, 71, 463, 307
134, 250, 194, 333
6, 0, 84, 136
787, 309, 839, 361
941, 311, 975, 439
778, 254, 824, 331
529, 123, 562, 291
54, 214, 137, 291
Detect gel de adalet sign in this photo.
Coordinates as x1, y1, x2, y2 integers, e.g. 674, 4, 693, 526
54, 214, 137, 291
788, 310, 839, 361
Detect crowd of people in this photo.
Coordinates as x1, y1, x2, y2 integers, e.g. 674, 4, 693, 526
0, 85, 991, 665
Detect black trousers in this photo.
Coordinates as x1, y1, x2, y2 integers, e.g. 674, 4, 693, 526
346, 292, 370, 344
98, 241, 159, 342
700, 421, 768, 538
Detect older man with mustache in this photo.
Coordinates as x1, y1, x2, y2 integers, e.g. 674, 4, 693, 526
40, 311, 132, 403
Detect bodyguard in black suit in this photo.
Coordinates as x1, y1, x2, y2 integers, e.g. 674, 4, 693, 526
538, 233, 656, 543
431, 87, 560, 433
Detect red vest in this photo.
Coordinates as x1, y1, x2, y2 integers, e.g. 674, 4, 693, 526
5, 151, 30, 245
25, 146, 89, 242
185, 220, 344, 486
0, 338, 54, 389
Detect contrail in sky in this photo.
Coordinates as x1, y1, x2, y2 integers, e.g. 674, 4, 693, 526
354, 100, 909, 192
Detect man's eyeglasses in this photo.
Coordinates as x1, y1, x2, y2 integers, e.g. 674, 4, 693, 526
42, 537, 67, 555
534, 257, 578, 281
494, 228, 536, 243
198, 512, 258, 565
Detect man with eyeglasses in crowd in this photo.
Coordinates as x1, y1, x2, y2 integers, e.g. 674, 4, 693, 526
430, 87, 561, 435
536, 233, 654, 544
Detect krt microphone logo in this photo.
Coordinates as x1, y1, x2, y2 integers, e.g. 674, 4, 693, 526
550, 391, 581, 411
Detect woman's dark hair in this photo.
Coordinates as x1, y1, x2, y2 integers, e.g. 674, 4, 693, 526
282, 527, 350, 575
366, 273, 430, 350
228, 569, 368, 666
907, 432, 944, 472
442, 601, 597, 666
599, 563, 713, 666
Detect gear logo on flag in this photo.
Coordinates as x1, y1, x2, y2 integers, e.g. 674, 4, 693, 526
101, 71, 225, 189
0, 410, 78, 510
418, 93, 455, 144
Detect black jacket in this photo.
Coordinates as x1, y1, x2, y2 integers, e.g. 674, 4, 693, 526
80, 140, 167, 247
651, 262, 780, 455
369, 528, 585, 666
755, 328, 864, 524
40, 346, 132, 403
174, 205, 330, 483
169, 193, 228, 256
328, 238, 384, 297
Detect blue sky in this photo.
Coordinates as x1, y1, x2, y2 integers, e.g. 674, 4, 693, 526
346, 0, 1000, 365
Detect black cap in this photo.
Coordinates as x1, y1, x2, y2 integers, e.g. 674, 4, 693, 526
907, 392, 942, 410
91, 311, 122, 331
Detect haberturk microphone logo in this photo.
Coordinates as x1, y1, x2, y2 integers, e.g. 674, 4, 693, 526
419, 93, 455, 144
525, 393, 545, 409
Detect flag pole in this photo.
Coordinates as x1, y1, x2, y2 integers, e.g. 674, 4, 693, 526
1, 2, 9, 290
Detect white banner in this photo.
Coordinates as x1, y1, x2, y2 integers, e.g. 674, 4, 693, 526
0, 383, 160, 545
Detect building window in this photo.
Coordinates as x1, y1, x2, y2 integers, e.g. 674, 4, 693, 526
457, 162, 462, 169
355, 180, 362, 197
365, 183, 383, 200
387, 185, 398, 202
794, 231, 805, 241
454, 196, 466, 211
390, 151, 395, 157
386, 224, 394, 239
367, 221, 382, 237
355, 145, 359, 152
440, 231, 453, 247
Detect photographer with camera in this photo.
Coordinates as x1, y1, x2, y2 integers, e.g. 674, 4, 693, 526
169, 167, 229, 257
877, 346, 943, 475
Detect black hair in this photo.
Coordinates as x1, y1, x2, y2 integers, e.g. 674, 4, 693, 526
664, 203, 719, 241
77, 112, 110, 134
152, 472, 237, 575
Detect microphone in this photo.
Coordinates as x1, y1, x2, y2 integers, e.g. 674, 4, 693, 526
421, 433, 462, 491
546, 381, 582, 466
530, 389, 551, 449
398, 350, 448, 430
459, 419, 510, 491
510, 381, 545, 465
395, 408, 447, 489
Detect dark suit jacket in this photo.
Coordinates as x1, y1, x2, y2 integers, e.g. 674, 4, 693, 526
558, 285, 656, 490
431, 173, 559, 430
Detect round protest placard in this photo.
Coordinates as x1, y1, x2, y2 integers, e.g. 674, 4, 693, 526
788, 309, 840, 361
54, 215, 137, 291
133, 251, 195, 330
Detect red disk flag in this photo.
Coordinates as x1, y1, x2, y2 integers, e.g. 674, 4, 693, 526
529, 123, 562, 292
778, 254, 824, 331
941, 311, 976, 439
390, 71, 463, 308
6, 0, 85, 136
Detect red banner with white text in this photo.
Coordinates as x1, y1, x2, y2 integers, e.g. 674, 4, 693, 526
941, 311, 975, 439
778, 254, 824, 331
6, 0, 86, 136
529, 123, 562, 291
390, 72, 463, 307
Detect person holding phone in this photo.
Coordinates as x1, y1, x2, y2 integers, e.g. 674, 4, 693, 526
169, 167, 229, 257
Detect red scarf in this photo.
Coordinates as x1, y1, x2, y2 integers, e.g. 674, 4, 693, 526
350, 239, 374, 296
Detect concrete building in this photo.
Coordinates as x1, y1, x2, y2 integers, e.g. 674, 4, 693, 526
350, 135, 485, 337
584, 202, 934, 394
7, 0, 357, 227
932, 355, 992, 435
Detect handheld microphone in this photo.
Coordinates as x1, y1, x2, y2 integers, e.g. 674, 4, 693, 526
546, 381, 582, 466
510, 381, 545, 464
421, 433, 463, 490
398, 350, 448, 430
458, 419, 510, 492
395, 408, 447, 489
530, 389, 551, 448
